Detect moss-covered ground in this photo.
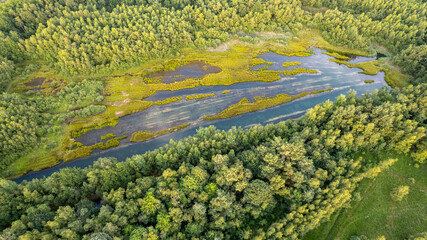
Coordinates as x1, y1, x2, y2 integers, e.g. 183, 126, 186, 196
303, 152, 427, 240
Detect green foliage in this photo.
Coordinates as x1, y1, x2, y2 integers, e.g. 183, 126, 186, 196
130, 124, 190, 142
304, 153, 427, 240
154, 97, 182, 105
56, 79, 104, 109
0, 79, 106, 172
102, 138, 120, 149
0, 57, 14, 92
364, 80, 375, 84
0, 93, 40, 171
0, 85, 425, 239
310, 0, 426, 54
282, 61, 302, 67
101, 133, 116, 140
0, 0, 425, 238
205, 88, 333, 120
409, 232, 427, 240
324, 51, 350, 60
393, 44, 427, 85
185, 93, 215, 100
1, 0, 307, 75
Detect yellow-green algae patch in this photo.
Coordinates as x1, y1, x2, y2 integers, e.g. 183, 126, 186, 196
282, 61, 302, 67
323, 52, 351, 60
62, 135, 127, 161
329, 59, 409, 88
186, 93, 215, 100
330, 59, 380, 75
154, 97, 183, 105
205, 88, 333, 120
131, 124, 190, 142
6, 28, 410, 179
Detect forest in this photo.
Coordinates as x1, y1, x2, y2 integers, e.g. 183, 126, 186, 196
0, 85, 425, 239
0, 0, 426, 239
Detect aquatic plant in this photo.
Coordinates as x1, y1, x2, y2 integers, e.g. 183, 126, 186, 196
100, 133, 117, 140
131, 124, 190, 142
205, 88, 333, 120
154, 97, 183, 105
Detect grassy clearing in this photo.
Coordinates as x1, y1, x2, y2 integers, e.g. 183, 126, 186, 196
205, 88, 333, 120
185, 93, 215, 100
130, 124, 190, 142
303, 152, 427, 240
382, 64, 410, 89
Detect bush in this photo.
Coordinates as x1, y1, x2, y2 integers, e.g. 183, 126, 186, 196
390, 186, 410, 202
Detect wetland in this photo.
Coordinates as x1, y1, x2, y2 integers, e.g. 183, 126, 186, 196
14, 46, 389, 182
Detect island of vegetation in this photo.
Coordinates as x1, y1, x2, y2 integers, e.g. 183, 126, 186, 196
0, 0, 426, 238
0, 85, 425, 240
100, 133, 117, 141
130, 124, 191, 142
205, 89, 333, 120
185, 94, 215, 100
154, 97, 183, 105
282, 61, 302, 67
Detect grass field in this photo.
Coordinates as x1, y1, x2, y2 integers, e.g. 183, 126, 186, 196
303, 152, 427, 240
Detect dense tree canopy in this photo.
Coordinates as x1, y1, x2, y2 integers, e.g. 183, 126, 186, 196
0, 84, 425, 239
